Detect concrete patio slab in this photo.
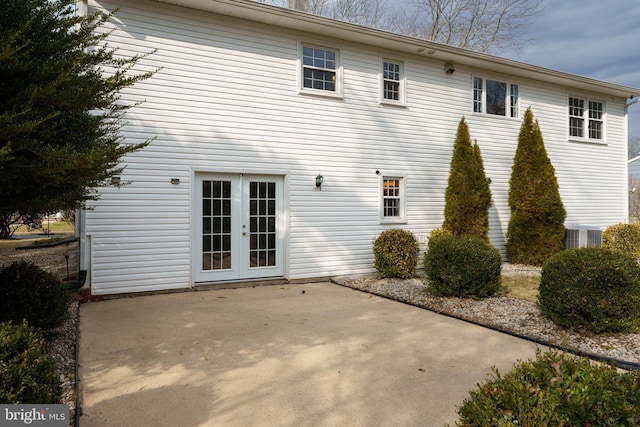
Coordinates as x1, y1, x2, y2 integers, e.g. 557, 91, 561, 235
79, 282, 542, 426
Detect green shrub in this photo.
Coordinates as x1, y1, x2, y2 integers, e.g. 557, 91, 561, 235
539, 247, 640, 333
506, 108, 565, 266
0, 320, 63, 404
443, 117, 492, 242
372, 229, 420, 279
602, 222, 640, 259
427, 227, 452, 244
455, 348, 640, 426
0, 261, 71, 333
424, 234, 501, 298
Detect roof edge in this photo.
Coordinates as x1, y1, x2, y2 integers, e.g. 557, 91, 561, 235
152, 0, 640, 99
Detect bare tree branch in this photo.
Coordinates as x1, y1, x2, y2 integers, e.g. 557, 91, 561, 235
253, 0, 542, 54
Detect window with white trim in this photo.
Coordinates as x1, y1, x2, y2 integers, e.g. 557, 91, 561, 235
473, 77, 519, 118
569, 96, 604, 141
381, 59, 404, 104
381, 177, 405, 222
301, 44, 339, 93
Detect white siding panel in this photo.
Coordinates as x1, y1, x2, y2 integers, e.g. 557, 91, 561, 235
86, 0, 630, 293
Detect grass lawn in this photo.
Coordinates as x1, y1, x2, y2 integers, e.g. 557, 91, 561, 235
499, 275, 540, 303
0, 221, 75, 249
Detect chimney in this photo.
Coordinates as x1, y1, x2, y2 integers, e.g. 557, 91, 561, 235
288, 0, 309, 12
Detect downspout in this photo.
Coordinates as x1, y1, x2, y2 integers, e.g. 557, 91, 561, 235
75, 4, 89, 427
74, 0, 90, 291
626, 96, 640, 223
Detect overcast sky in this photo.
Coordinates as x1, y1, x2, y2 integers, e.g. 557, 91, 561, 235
500, 0, 640, 138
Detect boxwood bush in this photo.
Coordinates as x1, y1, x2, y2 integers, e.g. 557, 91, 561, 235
372, 229, 420, 279
424, 234, 501, 298
602, 222, 640, 260
538, 247, 640, 333
0, 261, 71, 334
455, 349, 640, 426
0, 320, 62, 404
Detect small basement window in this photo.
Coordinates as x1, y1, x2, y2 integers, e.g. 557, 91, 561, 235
381, 176, 405, 223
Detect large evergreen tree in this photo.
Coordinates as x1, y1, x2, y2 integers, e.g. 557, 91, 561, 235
507, 107, 566, 265
0, 0, 155, 238
443, 117, 492, 241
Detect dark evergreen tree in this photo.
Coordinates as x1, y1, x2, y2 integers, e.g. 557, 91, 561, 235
0, 0, 155, 238
443, 117, 492, 241
507, 107, 566, 265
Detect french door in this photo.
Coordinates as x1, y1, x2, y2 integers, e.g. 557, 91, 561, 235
194, 173, 284, 282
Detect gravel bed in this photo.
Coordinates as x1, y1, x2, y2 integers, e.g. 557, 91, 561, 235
335, 265, 640, 369
1, 240, 79, 425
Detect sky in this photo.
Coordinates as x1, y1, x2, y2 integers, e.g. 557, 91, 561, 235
500, 0, 640, 138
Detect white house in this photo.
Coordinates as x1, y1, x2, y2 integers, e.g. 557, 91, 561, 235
77, 0, 640, 295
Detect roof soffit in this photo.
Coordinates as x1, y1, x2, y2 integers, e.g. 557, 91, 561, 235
152, 0, 639, 99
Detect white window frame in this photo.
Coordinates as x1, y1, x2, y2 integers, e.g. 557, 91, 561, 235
568, 95, 606, 143
298, 39, 343, 98
473, 76, 519, 118
380, 176, 406, 223
380, 57, 406, 105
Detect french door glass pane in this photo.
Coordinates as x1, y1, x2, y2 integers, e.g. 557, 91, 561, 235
249, 181, 277, 268
202, 180, 232, 270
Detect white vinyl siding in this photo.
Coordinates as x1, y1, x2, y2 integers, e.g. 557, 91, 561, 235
84, 0, 630, 294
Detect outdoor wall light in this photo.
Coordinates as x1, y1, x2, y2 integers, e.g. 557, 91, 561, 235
110, 176, 121, 186
171, 178, 180, 185
315, 174, 324, 190
444, 62, 455, 75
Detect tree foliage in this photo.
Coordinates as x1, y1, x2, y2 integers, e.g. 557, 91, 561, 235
506, 107, 565, 266
0, 0, 155, 239
256, 0, 542, 53
443, 117, 492, 241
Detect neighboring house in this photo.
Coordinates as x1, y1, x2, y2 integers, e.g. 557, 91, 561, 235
78, 0, 640, 295
628, 155, 640, 222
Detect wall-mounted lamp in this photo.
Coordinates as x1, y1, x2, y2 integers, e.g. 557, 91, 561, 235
110, 176, 121, 186
444, 62, 455, 75
171, 178, 180, 185
315, 174, 324, 190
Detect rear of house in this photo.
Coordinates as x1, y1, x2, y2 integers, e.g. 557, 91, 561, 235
78, 0, 640, 295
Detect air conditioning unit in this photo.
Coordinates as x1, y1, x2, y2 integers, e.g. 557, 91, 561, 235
563, 225, 604, 250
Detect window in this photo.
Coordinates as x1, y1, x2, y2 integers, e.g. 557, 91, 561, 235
381, 177, 405, 222
473, 77, 518, 117
381, 60, 404, 104
569, 96, 604, 141
301, 44, 339, 94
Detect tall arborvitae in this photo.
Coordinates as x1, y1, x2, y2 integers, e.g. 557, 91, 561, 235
507, 107, 566, 265
443, 117, 492, 241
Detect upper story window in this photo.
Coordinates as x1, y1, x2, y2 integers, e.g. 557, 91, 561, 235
300, 43, 341, 96
381, 176, 405, 222
473, 77, 519, 118
381, 59, 405, 104
569, 96, 604, 141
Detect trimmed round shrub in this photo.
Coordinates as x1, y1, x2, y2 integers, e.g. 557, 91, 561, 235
0, 261, 71, 333
424, 234, 501, 298
0, 320, 63, 404
539, 247, 640, 333
602, 222, 640, 260
455, 349, 640, 426
372, 229, 419, 279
